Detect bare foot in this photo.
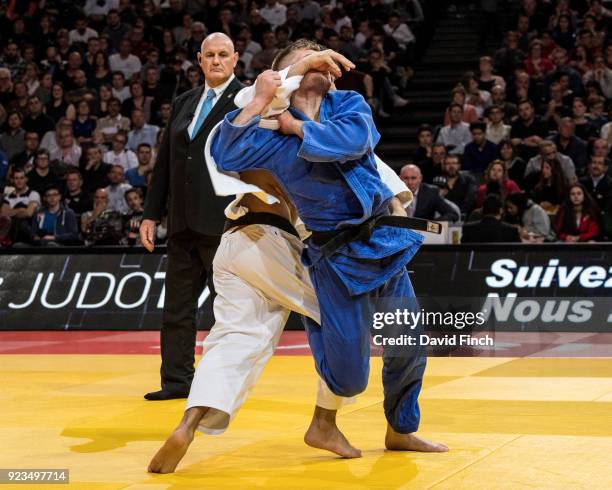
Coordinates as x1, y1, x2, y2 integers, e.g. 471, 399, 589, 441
385, 425, 448, 452
148, 426, 194, 473
304, 406, 361, 458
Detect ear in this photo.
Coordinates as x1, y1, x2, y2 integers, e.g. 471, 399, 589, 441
233, 51, 239, 67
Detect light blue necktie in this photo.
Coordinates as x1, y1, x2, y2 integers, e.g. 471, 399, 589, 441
190, 88, 215, 139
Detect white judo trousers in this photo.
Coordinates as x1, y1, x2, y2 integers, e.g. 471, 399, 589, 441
186, 223, 353, 435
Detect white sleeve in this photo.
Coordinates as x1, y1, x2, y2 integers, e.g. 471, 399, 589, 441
375, 154, 404, 195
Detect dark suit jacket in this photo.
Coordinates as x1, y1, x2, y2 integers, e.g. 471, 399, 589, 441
461, 216, 521, 243
579, 174, 612, 211
144, 77, 244, 237
414, 183, 459, 221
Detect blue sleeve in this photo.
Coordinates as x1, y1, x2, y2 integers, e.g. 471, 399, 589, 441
297, 91, 380, 163
213, 109, 286, 172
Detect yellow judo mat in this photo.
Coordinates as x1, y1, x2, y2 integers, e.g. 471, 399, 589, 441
2, 354, 612, 489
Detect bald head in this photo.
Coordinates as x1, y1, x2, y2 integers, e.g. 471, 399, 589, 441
201, 32, 234, 53
399, 164, 422, 193
197, 32, 238, 87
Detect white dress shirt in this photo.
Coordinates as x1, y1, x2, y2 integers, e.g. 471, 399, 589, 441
187, 74, 236, 137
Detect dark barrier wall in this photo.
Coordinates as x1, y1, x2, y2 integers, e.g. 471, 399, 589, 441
1, 245, 611, 331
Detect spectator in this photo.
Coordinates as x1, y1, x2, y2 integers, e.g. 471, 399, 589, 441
81, 188, 124, 246
462, 194, 521, 243
338, 25, 362, 62
478, 56, 506, 92
26, 149, 64, 196
437, 103, 472, 156
505, 192, 555, 242
63, 168, 91, 220
124, 188, 144, 246
111, 71, 131, 103
72, 100, 97, 144
463, 71, 492, 119
462, 121, 499, 173
251, 30, 279, 74
127, 108, 159, 152
69, 16, 98, 46
489, 84, 518, 124
441, 154, 477, 218
360, 48, 408, 116
65, 70, 98, 106
554, 184, 600, 242
525, 141, 576, 183
541, 81, 572, 132
587, 96, 607, 131
590, 138, 610, 159
417, 142, 445, 184
552, 14, 575, 51
109, 39, 142, 79
545, 49, 584, 97
22, 96, 55, 140
90, 51, 113, 90
0, 68, 15, 109
572, 97, 598, 142
0, 111, 26, 161
499, 139, 527, 189
443, 85, 478, 125
183, 22, 208, 60
10, 131, 39, 170
260, 0, 287, 30
525, 40, 554, 80
96, 98, 131, 145
105, 164, 132, 214
103, 9, 132, 49
7, 81, 30, 116
511, 99, 548, 161
583, 55, 612, 99
486, 105, 511, 144
0, 168, 40, 245
104, 132, 138, 171
383, 12, 416, 52
552, 118, 588, 174
125, 143, 152, 190
400, 164, 459, 221
570, 44, 593, 76
50, 127, 82, 168
21, 62, 42, 96
412, 124, 433, 164
122, 80, 154, 123
475, 160, 521, 208
46, 82, 76, 124
82, 146, 112, 195
579, 155, 611, 211
525, 158, 569, 214
31, 184, 78, 246
494, 31, 525, 79
431, 176, 462, 221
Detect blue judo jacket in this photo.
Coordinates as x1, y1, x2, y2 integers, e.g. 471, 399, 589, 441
212, 90, 423, 295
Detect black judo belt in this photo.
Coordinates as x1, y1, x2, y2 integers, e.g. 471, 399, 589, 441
309, 215, 442, 258
224, 212, 299, 238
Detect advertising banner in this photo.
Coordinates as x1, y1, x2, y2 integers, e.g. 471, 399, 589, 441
1, 245, 610, 331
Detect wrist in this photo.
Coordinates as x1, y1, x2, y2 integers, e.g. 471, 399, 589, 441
250, 95, 272, 113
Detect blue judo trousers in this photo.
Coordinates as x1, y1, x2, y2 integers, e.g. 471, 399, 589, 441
212, 89, 426, 433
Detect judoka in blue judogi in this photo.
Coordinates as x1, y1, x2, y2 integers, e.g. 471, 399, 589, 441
211, 63, 429, 437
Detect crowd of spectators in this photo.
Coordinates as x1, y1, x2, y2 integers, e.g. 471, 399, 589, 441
0, 0, 426, 247
408, 0, 612, 243
4, 0, 611, 246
